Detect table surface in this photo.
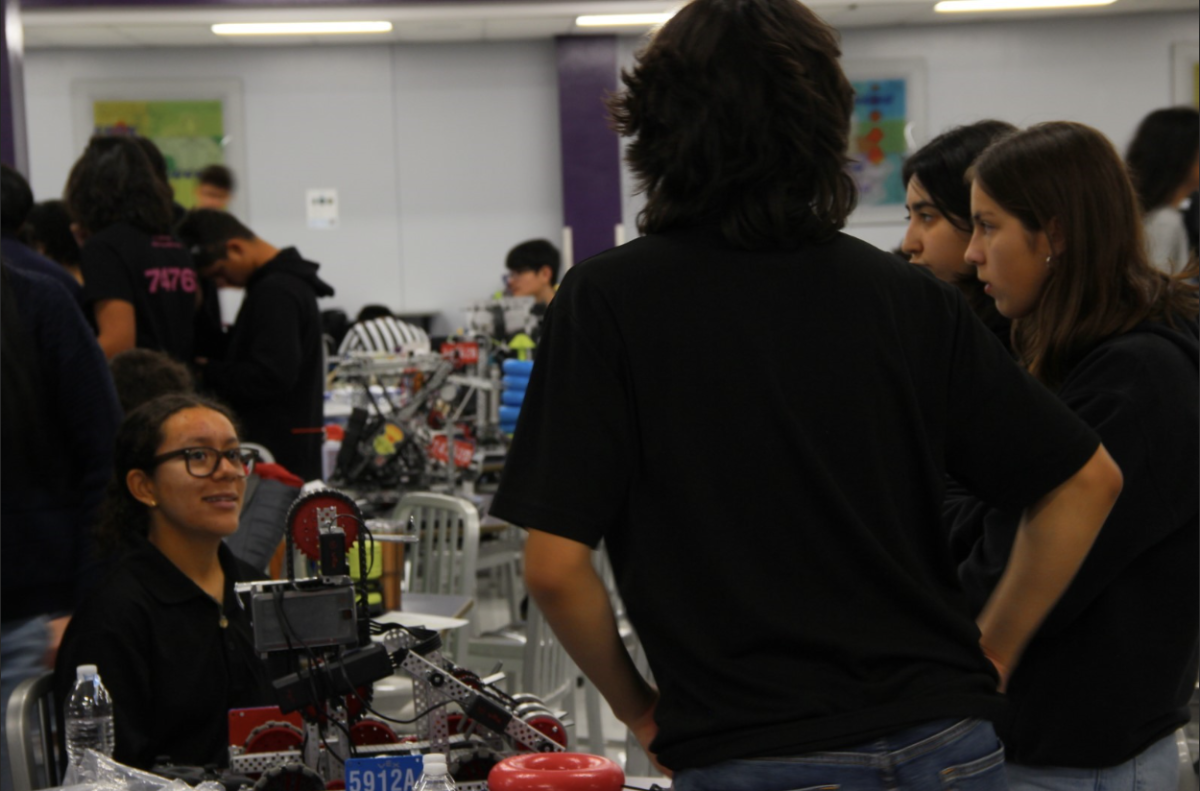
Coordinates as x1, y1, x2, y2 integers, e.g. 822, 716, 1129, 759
399, 591, 474, 619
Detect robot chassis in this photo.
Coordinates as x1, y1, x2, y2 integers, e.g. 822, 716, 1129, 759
230, 488, 566, 791
327, 345, 506, 495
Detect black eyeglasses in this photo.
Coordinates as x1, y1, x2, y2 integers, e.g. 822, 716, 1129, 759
149, 447, 259, 478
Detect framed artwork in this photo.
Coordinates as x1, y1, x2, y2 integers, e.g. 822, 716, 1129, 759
71, 79, 248, 219
1171, 42, 1199, 108
842, 60, 927, 225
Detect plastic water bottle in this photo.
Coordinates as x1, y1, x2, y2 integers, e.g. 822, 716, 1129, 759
414, 754, 456, 790
65, 664, 115, 769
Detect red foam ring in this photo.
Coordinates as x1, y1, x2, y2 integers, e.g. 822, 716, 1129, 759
487, 752, 625, 791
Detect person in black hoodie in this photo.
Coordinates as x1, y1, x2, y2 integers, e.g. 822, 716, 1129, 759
948, 122, 1199, 788
177, 210, 334, 481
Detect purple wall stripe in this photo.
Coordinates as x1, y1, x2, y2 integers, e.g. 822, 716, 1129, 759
2, 0, 28, 172
556, 34, 621, 268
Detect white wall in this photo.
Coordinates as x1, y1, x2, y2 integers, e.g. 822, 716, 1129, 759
23, 10, 1199, 328
616, 11, 1200, 251
24, 39, 562, 335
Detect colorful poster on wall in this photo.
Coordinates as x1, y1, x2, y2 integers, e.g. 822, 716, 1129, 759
849, 79, 908, 211
93, 100, 225, 209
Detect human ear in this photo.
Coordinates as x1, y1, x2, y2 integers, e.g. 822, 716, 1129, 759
1045, 218, 1066, 256
223, 238, 248, 263
126, 468, 158, 508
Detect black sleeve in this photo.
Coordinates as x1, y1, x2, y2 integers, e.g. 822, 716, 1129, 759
35, 280, 122, 601
55, 596, 158, 768
79, 236, 135, 310
941, 294, 1099, 511
203, 283, 304, 405
950, 332, 1199, 631
489, 269, 635, 548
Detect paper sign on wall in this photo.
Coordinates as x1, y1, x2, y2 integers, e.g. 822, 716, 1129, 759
307, 188, 339, 230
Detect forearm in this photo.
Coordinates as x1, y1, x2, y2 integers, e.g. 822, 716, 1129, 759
976, 445, 1121, 680
524, 531, 655, 725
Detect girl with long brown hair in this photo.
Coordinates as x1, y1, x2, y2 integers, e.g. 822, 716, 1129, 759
948, 121, 1198, 788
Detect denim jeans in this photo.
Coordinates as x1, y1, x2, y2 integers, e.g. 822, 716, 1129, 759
673, 718, 1006, 791
1005, 732, 1181, 791
1, 616, 51, 791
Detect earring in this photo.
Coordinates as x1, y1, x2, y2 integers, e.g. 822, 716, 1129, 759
149, 500, 157, 508
1045, 254, 1053, 269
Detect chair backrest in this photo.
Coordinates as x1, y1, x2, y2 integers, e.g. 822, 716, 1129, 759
521, 598, 574, 715
5, 670, 62, 791
392, 492, 480, 601
241, 442, 276, 465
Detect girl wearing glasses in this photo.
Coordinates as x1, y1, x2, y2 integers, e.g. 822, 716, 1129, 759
54, 393, 276, 770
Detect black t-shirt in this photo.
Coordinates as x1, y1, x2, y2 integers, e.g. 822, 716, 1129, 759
490, 226, 1100, 770
55, 541, 276, 769
80, 222, 197, 361
948, 320, 1200, 766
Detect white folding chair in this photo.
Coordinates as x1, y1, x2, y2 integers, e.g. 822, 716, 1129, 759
467, 597, 577, 749
392, 492, 480, 664
5, 670, 63, 791
241, 441, 275, 464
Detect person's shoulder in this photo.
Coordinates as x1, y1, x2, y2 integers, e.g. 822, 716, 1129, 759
1093, 321, 1197, 365
69, 551, 158, 626
89, 222, 143, 247
4, 262, 78, 309
1068, 321, 1198, 394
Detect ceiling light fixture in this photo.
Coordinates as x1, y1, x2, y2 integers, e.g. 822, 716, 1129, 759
212, 21, 394, 36
935, 0, 1115, 12
575, 12, 675, 26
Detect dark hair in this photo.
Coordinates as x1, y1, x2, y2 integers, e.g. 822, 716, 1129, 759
96, 393, 236, 551
1, 164, 35, 235
197, 164, 235, 193
133, 136, 171, 188
609, 0, 856, 249
505, 239, 561, 285
109, 348, 195, 414
176, 208, 256, 271
972, 122, 1199, 388
903, 120, 1018, 347
902, 120, 1017, 233
64, 136, 175, 236
1125, 107, 1200, 213
355, 304, 394, 323
20, 200, 81, 267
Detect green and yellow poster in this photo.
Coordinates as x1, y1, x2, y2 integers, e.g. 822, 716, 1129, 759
93, 100, 225, 209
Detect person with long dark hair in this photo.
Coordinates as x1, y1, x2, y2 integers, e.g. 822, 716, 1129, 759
1125, 106, 1200, 275
54, 394, 275, 769
950, 121, 1198, 788
64, 136, 197, 361
901, 121, 1016, 349
487, 1, 1123, 787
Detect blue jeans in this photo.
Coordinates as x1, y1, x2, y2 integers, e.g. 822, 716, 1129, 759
1, 616, 51, 791
1005, 732, 1180, 791
674, 718, 1006, 791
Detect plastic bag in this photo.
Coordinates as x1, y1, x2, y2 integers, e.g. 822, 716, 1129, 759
63, 749, 225, 791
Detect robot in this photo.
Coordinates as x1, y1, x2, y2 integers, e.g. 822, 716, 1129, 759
230, 489, 567, 791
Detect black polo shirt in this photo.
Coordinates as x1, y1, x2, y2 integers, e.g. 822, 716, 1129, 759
55, 541, 276, 768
